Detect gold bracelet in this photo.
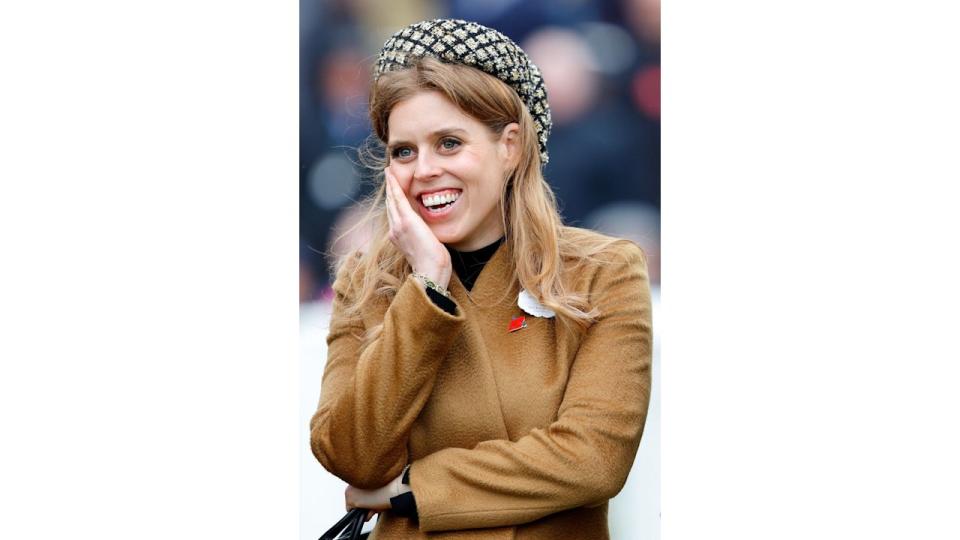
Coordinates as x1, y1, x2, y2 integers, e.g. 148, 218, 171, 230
412, 272, 452, 299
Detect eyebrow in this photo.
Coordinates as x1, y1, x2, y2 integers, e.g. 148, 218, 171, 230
387, 127, 468, 151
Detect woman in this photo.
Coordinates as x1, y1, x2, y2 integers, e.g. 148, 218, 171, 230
310, 18, 652, 539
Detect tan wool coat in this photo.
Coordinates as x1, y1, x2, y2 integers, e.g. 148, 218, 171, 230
310, 227, 653, 539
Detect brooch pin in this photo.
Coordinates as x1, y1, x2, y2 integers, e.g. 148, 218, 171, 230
517, 289, 556, 318
509, 290, 555, 333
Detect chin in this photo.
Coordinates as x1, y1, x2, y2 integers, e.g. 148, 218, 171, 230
434, 233, 461, 246
429, 225, 460, 244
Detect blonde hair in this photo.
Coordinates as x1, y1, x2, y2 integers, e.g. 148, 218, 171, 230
328, 56, 626, 350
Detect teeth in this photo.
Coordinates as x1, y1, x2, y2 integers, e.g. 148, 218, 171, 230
423, 191, 460, 207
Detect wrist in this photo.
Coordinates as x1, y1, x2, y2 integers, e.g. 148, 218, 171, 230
394, 465, 411, 497
412, 271, 452, 298
387, 468, 411, 509
414, 253, 452, 288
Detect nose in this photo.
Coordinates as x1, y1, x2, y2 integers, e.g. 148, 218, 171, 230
413, 149, 442, 182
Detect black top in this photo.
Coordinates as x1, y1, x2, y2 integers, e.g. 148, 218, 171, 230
422, 236, 505, 315
389, 235, 506, 520
448, 235, 505, 292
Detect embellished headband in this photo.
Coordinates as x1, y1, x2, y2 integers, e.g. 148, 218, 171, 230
374, 18, 552, 166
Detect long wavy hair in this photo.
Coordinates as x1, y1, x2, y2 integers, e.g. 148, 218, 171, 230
328, 56, 625, 350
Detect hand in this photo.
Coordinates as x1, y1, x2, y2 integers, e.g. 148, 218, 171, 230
384, 167, 452, 289
344, 470, 412, 519
343, 483, 392, 512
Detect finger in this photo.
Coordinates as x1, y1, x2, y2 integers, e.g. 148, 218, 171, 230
388, 169, 417, 218
383, 172, 393, 229
384, 169, 401, 229
365, 510, 376, 522
344, 486, 354, 512
387, 170, 428, 237
386, 179, 399, 233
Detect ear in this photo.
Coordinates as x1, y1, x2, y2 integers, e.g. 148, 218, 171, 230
498, 122, 521, 170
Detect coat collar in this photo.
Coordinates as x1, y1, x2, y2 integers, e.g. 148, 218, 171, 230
447, 237, 518, 309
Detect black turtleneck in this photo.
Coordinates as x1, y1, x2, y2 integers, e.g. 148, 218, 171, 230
447, 235, 505, 292
390, 235, 506, 520
422, 236, 506, 315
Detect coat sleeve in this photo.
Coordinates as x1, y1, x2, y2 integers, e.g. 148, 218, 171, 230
309, 254, 467, 488
408, 242, 653, 532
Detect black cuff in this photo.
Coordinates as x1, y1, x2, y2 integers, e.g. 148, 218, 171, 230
425, 287, 457, 315
389, 491, 419, 520
390, 466, 418, 519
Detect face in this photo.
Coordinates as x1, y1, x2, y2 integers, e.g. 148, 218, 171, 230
386, 90, 519, 252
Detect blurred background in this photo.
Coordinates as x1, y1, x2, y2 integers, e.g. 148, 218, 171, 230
300, 0, 660, 538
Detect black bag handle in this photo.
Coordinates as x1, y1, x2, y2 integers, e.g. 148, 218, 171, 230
346, 510, 365, 540
318, 507, 369, 540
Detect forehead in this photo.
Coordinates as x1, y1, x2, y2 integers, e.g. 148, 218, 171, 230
387, 91, 485, 140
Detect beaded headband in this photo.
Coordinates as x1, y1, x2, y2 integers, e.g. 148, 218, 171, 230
374, 18, 552, 166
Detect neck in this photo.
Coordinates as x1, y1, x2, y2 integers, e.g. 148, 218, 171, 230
447, 235, 505, 254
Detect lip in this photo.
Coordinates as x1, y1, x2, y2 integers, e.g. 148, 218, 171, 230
418, 191, 462, 223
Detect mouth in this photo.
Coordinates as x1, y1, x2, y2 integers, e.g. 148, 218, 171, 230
417, 189, 462, 222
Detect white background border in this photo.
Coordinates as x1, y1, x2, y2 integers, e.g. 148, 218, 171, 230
2, 1, 959, 538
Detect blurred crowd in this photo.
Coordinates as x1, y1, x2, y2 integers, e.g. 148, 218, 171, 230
300, 0, 660, 302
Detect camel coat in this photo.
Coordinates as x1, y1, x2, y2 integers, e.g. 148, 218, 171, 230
310, 227, 653, 539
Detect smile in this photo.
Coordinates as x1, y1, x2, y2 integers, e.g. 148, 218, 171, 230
420, 189, 461, 208
418, 190, 462, 222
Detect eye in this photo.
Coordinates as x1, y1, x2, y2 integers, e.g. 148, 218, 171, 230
391, 146, 414, 160
439, 137, 461, 151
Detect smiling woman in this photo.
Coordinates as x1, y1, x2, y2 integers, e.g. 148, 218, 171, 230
383, 89, 518, 251
309, 18, 652, 540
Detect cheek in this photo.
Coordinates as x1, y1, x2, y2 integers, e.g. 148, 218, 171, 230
444, 149, 489, 180
459, 146, 488, 165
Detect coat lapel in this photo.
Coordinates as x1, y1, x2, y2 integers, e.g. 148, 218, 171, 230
447, 238, 518, 308
446, 240, 520, 440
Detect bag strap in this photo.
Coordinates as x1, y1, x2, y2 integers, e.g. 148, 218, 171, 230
346, 509, 365, 540
318, 508, 367, 540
